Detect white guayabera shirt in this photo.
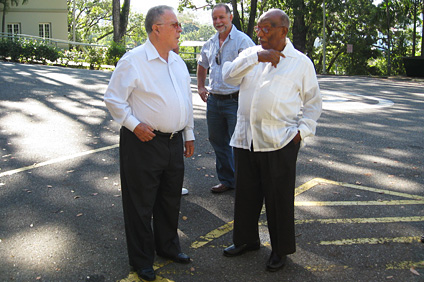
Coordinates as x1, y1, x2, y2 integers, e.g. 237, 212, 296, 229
104, 39, 194, 142
223, 38, 322, 152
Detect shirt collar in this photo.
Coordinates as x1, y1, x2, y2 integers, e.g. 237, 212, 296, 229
145, 39, 178, 63
213, 24, 237, 43
281, 38, 298, 58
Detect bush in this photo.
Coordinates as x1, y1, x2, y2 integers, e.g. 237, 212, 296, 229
37, 43, 60, 63
84, 46, 106, 70
0, 38, 59, 64
106, 42, 126, 66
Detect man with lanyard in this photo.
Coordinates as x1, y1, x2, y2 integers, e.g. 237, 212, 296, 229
197, 3, 255, 194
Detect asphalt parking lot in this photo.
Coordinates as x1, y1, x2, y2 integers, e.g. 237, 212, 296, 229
0, 62, 423, 282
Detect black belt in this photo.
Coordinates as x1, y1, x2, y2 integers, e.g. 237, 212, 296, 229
153, 130, 183, 139
210, 91, 239, 100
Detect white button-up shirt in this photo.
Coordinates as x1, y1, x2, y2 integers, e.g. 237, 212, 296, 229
104, 39, 195, 141
223, 38, 322, 152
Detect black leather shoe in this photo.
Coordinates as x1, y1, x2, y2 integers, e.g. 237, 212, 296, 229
158, 252, 191, 264
223, 242, 260, 257
137, 267, 156, 281
266, 252, 287, 272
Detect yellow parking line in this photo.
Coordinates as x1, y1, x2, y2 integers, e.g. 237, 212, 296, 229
0, 144, 119, 178
119, 262, 173, 282
304, 265, 350, 272
296, 216, 424, 224
313, 178, 424, 200
190, 221, 234, 249
119, 272, 174, 282
295, 179, 319, 196
319, 236, 420, 245
386, 261, 424, 270
295, 200, 424, 206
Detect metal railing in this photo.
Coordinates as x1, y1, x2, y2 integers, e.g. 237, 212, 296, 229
0, 32, 107, 49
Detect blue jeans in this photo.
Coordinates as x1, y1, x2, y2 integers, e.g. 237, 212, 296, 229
207, 94, 238, 188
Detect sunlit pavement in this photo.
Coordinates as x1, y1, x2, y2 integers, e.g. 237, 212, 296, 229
0, 62, 423, 281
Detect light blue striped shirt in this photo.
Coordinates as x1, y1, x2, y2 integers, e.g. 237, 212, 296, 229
198, 25, 255, 94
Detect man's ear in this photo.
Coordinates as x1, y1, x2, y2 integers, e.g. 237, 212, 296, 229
281, 26, 289, 37
153, 24, 160, 34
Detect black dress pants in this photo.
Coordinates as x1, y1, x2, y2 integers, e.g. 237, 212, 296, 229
233, 140, 300, 256
119, 127, 184, 270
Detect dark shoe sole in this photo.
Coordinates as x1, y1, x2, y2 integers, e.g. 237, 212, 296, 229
157, 253, 191, 264
211, 187, 234, 193
266, 264, 285, 272
223, 244, 260, 257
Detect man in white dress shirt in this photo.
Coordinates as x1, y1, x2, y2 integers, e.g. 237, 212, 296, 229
104, 6, 194, 281
222, 9, 322, 272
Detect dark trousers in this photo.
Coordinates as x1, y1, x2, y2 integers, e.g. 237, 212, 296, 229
233, 140, 300, 256
119, 127, 184, 270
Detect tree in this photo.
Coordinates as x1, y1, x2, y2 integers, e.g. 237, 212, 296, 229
67, 0, 112, 43
178, 0, 258, 38
1, 0, 28, 33
112, 0, 130, 43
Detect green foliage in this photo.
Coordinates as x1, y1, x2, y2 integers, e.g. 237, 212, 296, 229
60, 48, 84, 67
84, 46, 106, 70
106, 41, 126, 66
67, 0, 112, 43
0, 38, 59, 63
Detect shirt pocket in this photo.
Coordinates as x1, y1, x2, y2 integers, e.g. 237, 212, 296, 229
261, 119, 290, 148
269, 76, 294, 95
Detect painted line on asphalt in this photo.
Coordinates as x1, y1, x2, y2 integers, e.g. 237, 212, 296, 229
118, 177, 424, 280
298, 178, 424, 200
386, 260, 424, 270
319, 236, 421, 246
304, 261, 424, 271
119, 261, 173, 282
295, 200, 424, 206
295, 216, 424, 224
0, 144, 119, 178
190, 221, 234, 249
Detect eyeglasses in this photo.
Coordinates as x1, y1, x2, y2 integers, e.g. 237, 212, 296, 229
254, 25, 284, 34
156, 22, 182, 29
215, 48, 221, 65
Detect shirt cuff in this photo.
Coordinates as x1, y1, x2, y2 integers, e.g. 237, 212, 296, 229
124, 116, 141, 132
183, 129, 195, 142
298, 124, 311, 140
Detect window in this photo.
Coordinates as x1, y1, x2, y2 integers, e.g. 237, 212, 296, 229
39, 23, 51, 38
7, 23, 20, 36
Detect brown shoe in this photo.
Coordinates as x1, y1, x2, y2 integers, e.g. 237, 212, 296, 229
211, 183, 232, 193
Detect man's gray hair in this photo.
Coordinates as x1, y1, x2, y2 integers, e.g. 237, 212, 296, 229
212, 3, 231, 15
279, 11, 290, 29
145, 5, 174, 34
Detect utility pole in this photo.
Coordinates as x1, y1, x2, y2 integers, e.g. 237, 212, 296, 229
72, 0, 76, 43
322, 0, 326, 74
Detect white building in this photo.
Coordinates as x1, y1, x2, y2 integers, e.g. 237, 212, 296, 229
1, 0, 68, 41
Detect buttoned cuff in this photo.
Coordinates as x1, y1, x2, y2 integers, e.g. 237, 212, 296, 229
183, 129, 195, 142
124, 115, 141, 132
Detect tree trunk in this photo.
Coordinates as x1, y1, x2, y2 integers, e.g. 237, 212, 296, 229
292, 0, 307, 54
246, 0, 257, 38
230, 0, 242, 32
112, 0, 130, 43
